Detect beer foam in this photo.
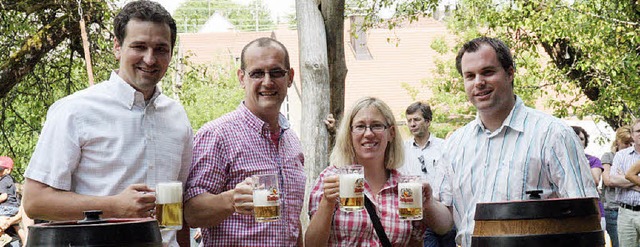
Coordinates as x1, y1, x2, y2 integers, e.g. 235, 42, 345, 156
156, 182, 182, 204
254, 189, 278, 206
339, 173, 364, 197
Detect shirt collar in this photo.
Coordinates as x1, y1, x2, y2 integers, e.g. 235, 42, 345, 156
412, 135, 433, 149
238, 102, 291, 135
473, 96, 525, 135
375, 169, 400, 193
624, 146, 639, 155
109, 71, 162, 109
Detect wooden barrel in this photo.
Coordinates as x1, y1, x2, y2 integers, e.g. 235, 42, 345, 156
471, 197, 604, 247
27, 211, 162, 247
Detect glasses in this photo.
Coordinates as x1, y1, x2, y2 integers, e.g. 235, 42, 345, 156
351, 124, 388, 134
244, 69, 289, 79
418, 155, 426, 174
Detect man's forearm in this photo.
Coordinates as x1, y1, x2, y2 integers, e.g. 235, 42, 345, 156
23, 179, 114, 220
422, 201, 454, 235
184, 191, 234, 228
610, 174, 636, 188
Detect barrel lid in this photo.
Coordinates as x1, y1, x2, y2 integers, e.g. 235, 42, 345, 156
474, 197, 599, 220
31, 210, 157, 228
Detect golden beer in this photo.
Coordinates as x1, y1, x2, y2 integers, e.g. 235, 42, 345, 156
254, 205, 280, 222
340, 197, 364, 211
156, 181, 183, 230
253, 187, 280, 222
156, 202, 183, 229
399, 207, 423, 220
398, 176, 423, 220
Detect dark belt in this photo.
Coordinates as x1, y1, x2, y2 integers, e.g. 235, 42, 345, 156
620, 203, 640, 211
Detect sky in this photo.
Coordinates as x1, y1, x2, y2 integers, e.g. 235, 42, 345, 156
119, 0, 296, 22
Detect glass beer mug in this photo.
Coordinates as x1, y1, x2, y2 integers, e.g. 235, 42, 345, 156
155, 181, 183, 230
339, 165, 365, 212
252, 174, 281, 222
398, 175, 423, 220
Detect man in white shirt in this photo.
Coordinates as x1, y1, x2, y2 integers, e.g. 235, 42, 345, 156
397, 102, 455, 247
23, 1, 192, 246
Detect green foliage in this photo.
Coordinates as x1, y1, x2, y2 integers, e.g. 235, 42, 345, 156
447, 0, 640, 128
174, 0, 275, 33
0, 0, 246, 183
385, 0, 638, 130
401, 82, 419, 101
346, 0, 440, 30
429, 37, 448, 54
0, 1, 116, 182
162, 53, 244, 131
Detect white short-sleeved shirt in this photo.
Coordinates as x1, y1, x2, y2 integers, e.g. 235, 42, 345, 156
25, 72, 193, 245
397, 135, 445, 199
436, 96, 598, 247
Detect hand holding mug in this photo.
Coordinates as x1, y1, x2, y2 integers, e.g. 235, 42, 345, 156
233, 177, 254, 215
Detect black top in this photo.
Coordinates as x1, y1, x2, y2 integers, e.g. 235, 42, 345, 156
0, 174, 19, 209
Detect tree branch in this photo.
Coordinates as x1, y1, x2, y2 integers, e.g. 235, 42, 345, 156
0, 15, 73, 98
562, 5, 640, 26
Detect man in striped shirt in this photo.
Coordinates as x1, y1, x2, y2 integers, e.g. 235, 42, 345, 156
435, 37, 599, 247
610, 119, 640, 247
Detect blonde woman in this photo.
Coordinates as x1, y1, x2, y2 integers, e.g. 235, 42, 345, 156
305, 97, 453, 247
601, 125, 632, 247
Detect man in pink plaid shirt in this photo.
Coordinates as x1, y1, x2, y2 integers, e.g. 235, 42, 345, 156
184, 37, 305, 246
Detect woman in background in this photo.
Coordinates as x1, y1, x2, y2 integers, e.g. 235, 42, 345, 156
601, 125, 632, 247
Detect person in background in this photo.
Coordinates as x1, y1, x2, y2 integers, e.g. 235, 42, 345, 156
22, 1, 193, 245
305, 97, 453, 246
600, 125, 632, 247
571, 126, 605, 231
0, 157, 21, 247
609, 119, 640, 247
184, 37, 305, 246
397, 102, 456, 247
434, 37, 598, 246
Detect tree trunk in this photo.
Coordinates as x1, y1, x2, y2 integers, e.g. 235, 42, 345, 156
320, 0, 347, 149
296, 0, 331, 233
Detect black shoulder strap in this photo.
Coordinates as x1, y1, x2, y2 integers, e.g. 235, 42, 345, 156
364, 195, 392, 247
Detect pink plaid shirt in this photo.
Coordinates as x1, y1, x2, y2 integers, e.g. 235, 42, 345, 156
309, 166, 426, 246
185, 103, 306, 246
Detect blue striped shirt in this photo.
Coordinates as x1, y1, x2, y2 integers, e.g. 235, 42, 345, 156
611, 146, 640, 205
436, 97, 598, 247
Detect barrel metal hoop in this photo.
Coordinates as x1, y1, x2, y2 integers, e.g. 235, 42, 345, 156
471, 230, 605, 247
474, 197, 599, 220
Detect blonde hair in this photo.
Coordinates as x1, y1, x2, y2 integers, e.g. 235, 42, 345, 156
611, 125, 632, 152
329, 97, 404, 169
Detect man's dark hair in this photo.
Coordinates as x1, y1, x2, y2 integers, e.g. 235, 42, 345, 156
455, 37, 514, 76
406, 101, 432, 122
240, 37, 290, 70
114, 0, 177, 50
572, 125, 590, 148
